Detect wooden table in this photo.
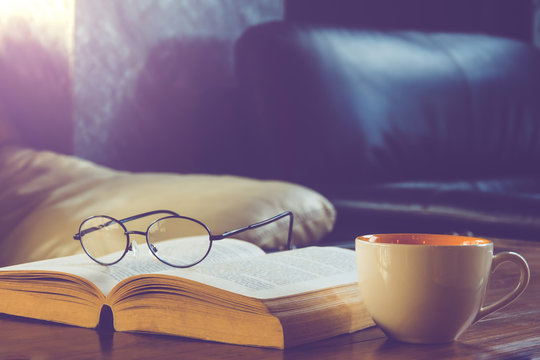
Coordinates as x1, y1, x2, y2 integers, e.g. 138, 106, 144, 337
0, 238, 538, 359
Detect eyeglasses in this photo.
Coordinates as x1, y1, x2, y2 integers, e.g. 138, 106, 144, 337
73, 210, 293, 268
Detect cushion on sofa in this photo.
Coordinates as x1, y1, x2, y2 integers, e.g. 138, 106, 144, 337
0, 145, 335, 267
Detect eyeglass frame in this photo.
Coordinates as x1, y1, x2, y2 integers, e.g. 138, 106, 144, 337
73, 209, 294, 268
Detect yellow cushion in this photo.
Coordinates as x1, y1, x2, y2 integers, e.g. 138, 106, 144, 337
0, 145, 335, 266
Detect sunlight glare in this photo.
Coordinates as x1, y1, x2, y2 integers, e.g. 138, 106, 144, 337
0, 0, 74, 54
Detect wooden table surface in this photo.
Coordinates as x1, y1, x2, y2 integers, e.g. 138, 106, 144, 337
0, 238, 538, 360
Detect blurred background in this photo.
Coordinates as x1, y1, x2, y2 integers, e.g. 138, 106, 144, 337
1, 0, 538, 173
0, 0, 283, 172
2, 0, 540, 242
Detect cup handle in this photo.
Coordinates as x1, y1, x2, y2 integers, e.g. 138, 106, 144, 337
474, 251, 530, 323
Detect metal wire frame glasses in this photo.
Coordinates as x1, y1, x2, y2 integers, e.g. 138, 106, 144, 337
73, 209, 293, 268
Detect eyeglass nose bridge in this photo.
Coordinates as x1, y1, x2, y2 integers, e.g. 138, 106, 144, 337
125, 230, 158, 253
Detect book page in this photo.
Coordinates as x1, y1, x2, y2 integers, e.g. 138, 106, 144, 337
0, 253, 117, 298
158, 246, 357, 299
1, 238, 264, 296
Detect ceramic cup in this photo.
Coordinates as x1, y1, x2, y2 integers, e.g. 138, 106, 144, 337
355, 233, 530, 344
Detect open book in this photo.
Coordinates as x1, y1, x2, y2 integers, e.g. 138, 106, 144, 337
0, 238, 374, 349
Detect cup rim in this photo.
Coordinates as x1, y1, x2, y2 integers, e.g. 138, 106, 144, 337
356, 233, 492, 246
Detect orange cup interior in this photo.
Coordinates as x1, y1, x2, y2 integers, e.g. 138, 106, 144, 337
357, 233, 491, 246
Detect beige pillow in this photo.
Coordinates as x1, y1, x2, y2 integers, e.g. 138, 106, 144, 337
0, 145, 335, 266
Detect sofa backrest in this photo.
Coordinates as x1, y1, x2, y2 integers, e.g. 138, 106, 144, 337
235, 22, 540, 192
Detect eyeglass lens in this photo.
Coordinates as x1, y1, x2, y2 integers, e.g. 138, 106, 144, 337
79, 216, 128, 265
147, 217, 211, 267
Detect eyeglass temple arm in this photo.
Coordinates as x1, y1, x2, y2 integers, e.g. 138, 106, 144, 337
119, 210, 180, 224
74, 210, 181, 240
212, 211, 294, 250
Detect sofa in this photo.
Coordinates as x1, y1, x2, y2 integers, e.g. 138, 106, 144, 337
232, 0, 540, 245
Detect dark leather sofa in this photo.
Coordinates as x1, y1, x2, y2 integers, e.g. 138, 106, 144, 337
232, 0, 540, 245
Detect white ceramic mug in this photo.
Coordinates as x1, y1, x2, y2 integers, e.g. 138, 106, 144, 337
355, 233, 530, 344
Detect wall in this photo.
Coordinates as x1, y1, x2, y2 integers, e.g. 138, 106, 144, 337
535, 0, 540, 47
286, 0, 534, 42
0, 0, 74, 154
74, 0, 283, 173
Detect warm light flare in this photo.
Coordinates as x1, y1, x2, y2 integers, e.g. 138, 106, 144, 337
0, 0, 74, 54
0, 0, 73, 21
